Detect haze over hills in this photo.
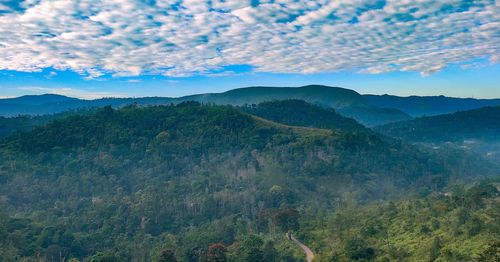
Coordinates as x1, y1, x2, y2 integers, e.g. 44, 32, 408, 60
181, 85, 366, 108
3, 85, 499, 127
375, 106, 500, 163
375, 106, 500, 143
364, 94, 500, 117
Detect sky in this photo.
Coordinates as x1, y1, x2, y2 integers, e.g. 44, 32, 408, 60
0, 0, 499, 99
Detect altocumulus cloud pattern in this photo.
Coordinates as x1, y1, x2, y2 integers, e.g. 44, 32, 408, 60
0, 0, 499, 78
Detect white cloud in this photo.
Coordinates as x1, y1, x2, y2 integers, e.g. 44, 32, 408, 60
0, 0, 498, 77
16, 86, 125, 99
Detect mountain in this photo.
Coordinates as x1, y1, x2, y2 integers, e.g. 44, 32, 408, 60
178, 85, 411, 126
0, 94, 80, 116
375, 106, 500, 163
0, 102, 493, 261
375, 106, 500, 143
0, 109, 97, 140
0, 86, 412, 126
0, 95, 175, 117
364, 94, 500, 117
0, 94, 77, 105
2, 85, 500, 127
179, 85, 368, 108
337, 106, 412, 127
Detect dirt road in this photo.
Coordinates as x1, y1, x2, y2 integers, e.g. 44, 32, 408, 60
289, 234, 314, 262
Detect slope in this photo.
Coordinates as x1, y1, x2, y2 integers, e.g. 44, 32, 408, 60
374, 106, 500, 143
0, 103, 491, 260
364, 94, 500, 117
0, 86, 412, 126
241, 99, 367, 133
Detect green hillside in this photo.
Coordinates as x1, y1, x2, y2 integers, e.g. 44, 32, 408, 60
0, 86, 412, 126
241, 100, 367, 133
301, 180, 500, 261
178, 85, 367, 109
375, 106, 500, 143
178, 85, 411, 126
338, 106, 412, 127
0, 103, 493, 261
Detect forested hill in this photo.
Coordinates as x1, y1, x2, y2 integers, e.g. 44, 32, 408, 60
364, 94, 500, 117
0, 103, 493, 261
0, 109, 95, 140
180, 85, 366, 108
241, 100, 367, 133
0, 85, 412, 126
375, 106, 500, 143
302, 180, 500, 261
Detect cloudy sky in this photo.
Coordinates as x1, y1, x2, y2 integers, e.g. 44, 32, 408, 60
0, 0, 499, 98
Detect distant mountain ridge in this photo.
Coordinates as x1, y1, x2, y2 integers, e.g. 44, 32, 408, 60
181, 85, 367, 108
364, 94, 500, 117
375, 106, 500, 163
0, 94, 78, 105
2, 85, 499, 126
375, 106, 500, 143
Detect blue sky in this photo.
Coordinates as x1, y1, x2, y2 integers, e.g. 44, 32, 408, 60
0, 0, 499, 99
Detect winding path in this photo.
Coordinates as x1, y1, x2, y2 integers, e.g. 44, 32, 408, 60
288, 233, 314, 262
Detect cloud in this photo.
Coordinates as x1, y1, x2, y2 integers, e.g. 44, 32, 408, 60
44, 71, 57, 79
17, 86, 125, 99
0, 0, 498, 77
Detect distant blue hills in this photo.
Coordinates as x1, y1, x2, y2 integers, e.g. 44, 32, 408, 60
1, 85, 499, 126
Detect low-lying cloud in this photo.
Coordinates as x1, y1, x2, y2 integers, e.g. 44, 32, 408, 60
0, 0, 498, 78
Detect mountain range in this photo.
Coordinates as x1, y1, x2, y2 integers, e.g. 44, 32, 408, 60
2, 85, 499, 127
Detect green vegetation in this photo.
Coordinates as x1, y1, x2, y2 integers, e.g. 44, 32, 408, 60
0, 102, 497, 261
301, 180, 499, 261
337, 106, 411, 127
0, 85, 413, 126
375, 106, 500, 164
375, 106, 500, 143
0, 109, 94, 140
242, 99, 366, 133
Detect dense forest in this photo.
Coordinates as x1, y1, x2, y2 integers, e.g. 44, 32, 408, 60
375, 106, 500, 143
375, 106, 500, 164
241, 100, 367, 133
0, 109, 95, 140
0, 101, 498, 261
0, 86, 412, 126
301, 180, 499, 261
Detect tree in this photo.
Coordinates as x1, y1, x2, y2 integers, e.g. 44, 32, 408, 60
345, 238, 375, 261
158, 248, 177, 262
272, 208, 300, 232
478, 241, 500, 262
89, 251, 120, 262
238, 235, 264, 262
262, 241, 278, 262
429, 237, 441, 261
207, 243, 227, 262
